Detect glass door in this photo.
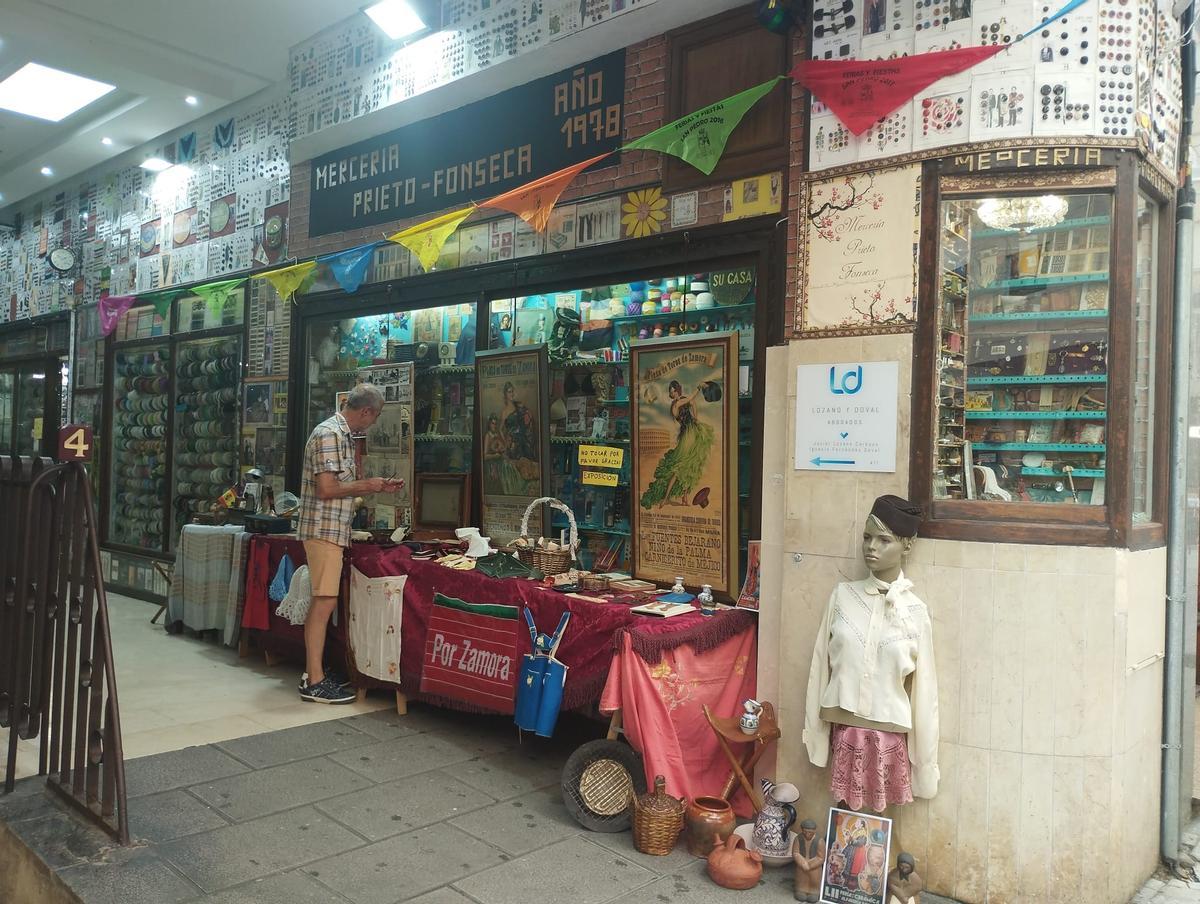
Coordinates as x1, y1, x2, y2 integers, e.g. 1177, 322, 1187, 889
0, 370, 13, 453
14, 363, 49, 456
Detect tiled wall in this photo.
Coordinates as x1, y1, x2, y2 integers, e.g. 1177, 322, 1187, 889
757, 339, 1165, 904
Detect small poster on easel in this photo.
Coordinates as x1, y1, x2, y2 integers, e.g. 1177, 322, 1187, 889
820, 808, 893, 904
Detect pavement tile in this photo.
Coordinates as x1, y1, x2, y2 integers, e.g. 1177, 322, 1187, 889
440, 747, 564, 800
337, 710, 423, 742
452, 835, 656, 904
189, 756, 373, 822
123, 745, 249, 798
216, 719, 378, 769
127, 788, 230, 843
155, 805, 363, 893
8, 809, 114, 869
329, 733, 496, 784
301, 822, 508, 904
404, 888, 481, 904
0, 777, 66, 824
601, 859, 797, 903
199, 869, 357, 904
450, 786, 582, 856
56, 845, 202, 904
582, 826, 699, 876
315, 769, 495, 841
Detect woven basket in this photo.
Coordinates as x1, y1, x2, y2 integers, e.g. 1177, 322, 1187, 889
631, 775, 684, 856
518, 497, 579, 576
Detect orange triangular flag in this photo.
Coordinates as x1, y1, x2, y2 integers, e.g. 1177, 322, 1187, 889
480, 153, 611, 232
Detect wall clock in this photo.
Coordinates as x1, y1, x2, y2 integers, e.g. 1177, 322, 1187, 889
49, 247, 76, 273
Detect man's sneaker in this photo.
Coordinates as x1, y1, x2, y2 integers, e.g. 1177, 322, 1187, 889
298, 668, 353, 690
299, 676, 357, 704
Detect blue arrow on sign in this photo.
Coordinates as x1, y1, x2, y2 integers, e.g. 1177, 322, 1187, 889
811, 456, 855, 467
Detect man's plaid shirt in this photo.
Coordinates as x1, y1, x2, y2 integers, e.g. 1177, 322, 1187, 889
297, 413, 356, 546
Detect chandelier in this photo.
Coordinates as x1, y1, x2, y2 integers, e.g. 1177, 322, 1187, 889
976, 195, 1068, 232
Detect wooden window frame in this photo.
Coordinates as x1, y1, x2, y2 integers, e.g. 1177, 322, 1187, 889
910, 151, 1174, 548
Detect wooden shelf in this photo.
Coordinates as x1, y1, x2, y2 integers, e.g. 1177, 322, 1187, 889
966, 410, 1106, 420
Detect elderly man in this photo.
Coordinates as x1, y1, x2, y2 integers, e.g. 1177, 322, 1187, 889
297, 382, 402, 703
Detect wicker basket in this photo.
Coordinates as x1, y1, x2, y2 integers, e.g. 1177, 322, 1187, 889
517, 497, 579, 576
631, 775, 685, 856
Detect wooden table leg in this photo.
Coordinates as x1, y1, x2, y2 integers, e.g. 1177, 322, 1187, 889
606, 709, 623, 741
395, 690, 408, 715
356, 688, 368, 704
237, 634, 249, 659
263, 649, 282, 667
713, 734, 766, 814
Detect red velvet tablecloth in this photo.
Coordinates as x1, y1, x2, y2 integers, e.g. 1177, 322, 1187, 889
244, 536, 757, 712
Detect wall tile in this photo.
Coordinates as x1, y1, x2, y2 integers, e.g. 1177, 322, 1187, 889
1052, 588, 1087, 757
959, 542, 995, 570
990, 573, 1024, 753
926, 741, 960, 892
959, 569, 995, 749
1050, 757, 1085, 904
1021, 573, 1058, 755
985, 750, 1022, 902
1025, 544, 1060, 574
993, 543, 1027, 572
1017, 754, 1054, 903
954, 747, 990, 903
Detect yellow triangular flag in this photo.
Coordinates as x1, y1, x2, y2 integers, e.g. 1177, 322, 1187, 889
388, 207, 474, 272
254, 260, 317, 301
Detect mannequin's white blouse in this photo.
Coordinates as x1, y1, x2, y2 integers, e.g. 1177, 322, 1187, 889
803, 573, 940, 798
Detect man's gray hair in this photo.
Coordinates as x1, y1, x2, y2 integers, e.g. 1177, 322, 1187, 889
345, 382, 385, 412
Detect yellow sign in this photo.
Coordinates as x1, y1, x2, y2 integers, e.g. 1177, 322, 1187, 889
723, 172, 782, 222
32, 417, 43, 441
582, 469, 620, 487
579, 445, 624, 468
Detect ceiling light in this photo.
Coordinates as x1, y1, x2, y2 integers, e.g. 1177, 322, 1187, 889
140, 157, 172, 172
0, 62, 115, 122
364, 0, 425, 39
40, 166, 53, 176
976, 195, 1068, 233
101, 136, 113, 146
185, 95, 198, 106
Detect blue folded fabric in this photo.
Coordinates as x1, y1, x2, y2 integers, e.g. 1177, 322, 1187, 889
268, 554, 295, 603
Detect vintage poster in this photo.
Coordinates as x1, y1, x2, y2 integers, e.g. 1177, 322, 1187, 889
360, 362, 414, 514
798, 165, 921, 336
477, 347, 548, 544
631, 333, 738, 596
820, 809, 893, 904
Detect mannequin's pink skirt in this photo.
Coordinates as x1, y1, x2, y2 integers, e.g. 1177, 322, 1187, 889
829, 724, 913, 812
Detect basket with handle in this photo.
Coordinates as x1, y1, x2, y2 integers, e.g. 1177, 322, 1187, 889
519, 496, 579, 576
631, 775, 685, 855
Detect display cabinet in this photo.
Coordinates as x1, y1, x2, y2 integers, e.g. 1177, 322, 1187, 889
0, 316, 68, 458
414, 364, 475, 476
109, 342, 170, 550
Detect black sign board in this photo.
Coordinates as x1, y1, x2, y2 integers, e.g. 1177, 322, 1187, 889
308, 50, 626, 237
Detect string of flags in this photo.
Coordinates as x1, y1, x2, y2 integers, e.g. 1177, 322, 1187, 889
96, 0, 1084, 336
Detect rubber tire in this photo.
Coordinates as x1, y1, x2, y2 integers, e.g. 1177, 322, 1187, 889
560, 738, 647, 833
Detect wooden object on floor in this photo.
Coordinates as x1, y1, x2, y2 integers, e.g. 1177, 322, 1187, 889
151, 561, 172, 624
702, 700, 780, 814
263, 649, 283, 667
395, 690, 408, 715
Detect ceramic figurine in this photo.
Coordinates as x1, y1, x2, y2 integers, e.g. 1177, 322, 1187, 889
706, 834, 763, 890
791, 820, 826, 903
887, 853, 924, 904
752, 780, 799, 859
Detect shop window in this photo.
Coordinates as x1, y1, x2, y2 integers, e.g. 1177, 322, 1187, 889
932, 192, 1111, 508
1131, 195, 1159, 523
174, 287, 246, 334
109, 339, 171, 551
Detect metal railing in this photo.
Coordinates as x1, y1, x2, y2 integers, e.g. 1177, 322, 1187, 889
0, 457, 128, 844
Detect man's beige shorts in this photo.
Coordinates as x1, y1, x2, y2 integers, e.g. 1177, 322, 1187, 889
303, 539, 345, 598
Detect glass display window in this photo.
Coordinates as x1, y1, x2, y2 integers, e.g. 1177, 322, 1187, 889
933, 192, 1111, 507
111, 305, 169, 342
108, 342, 170, 551
1131, 195, 1159, 523
174, 287, 247, 335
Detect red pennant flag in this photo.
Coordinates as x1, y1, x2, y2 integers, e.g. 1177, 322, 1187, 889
790, 46, 1004, 135
480, 153, 611, 232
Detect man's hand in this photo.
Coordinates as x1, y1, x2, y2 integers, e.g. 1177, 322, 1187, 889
383, 477, 405, 491
364, 477, 387, 493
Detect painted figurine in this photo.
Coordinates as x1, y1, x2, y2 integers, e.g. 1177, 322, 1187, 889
887, 852, 924, 904
791, 819, 825, 902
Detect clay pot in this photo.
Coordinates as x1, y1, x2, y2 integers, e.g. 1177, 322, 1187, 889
706, 833, 763, 890
686, 796, 736, 857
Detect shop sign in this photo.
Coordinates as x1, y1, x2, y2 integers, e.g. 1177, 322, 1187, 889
795, 362, 898, 473
308, 50, 626, 237
420, 594, 521, 714
630, 333, 739, 596
579, 444, 623, 468
709, 267, 756, 307
943, 146, 1114, 174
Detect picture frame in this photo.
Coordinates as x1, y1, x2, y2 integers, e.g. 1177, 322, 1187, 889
413, 473, 470, 536
630, 332, 738, 596
243, 380, 273, 427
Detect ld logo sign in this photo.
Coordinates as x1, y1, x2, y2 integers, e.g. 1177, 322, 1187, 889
829, 365, 863, 395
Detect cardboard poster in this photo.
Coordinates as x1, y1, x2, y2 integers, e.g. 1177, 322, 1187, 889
477, 346, 548, 544
631, 332, 738, 596
820, 808, 893, 904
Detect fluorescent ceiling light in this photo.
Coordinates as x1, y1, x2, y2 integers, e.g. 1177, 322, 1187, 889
364, 0, 425, 39
101, 136, 113, 145
140, 157, 172, 172
40, 166, 53, 176
0, 63, 115, 122
185, 95, 198, 106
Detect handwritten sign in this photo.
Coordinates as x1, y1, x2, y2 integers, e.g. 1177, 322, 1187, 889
579, 445, 624, 469
582, 469, 620, 487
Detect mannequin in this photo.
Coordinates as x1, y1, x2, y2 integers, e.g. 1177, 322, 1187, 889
803, 495, 939, 811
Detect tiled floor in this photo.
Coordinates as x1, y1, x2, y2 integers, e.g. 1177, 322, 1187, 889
1, 708, 806, 904
0, 593, 389, 782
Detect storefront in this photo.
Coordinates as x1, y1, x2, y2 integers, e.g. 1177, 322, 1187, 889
0, 313, 69, 459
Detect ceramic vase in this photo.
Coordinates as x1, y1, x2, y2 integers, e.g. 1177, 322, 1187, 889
686, 796, 736, 857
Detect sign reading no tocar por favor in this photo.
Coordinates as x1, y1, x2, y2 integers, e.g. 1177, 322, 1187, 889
579, 445, 624, 468
419, 594, 521, 714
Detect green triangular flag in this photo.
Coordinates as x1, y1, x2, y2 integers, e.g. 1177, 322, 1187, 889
144, 289, 184, 321
622, 77, 784, 176
192, 278, 247, 316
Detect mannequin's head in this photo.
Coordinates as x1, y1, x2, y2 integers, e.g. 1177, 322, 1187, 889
863, 495, 921, 581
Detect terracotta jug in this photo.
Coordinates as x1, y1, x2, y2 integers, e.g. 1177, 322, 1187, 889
685, 796, 736, 857
706, 833, 764, 890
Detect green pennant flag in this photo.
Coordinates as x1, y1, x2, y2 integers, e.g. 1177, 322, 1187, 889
144, 289, 184, 321
623, 77, 784, 176
191, 278, 247, 316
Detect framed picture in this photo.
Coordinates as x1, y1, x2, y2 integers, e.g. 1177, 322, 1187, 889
820, 808, 893, 904
476, 345, 549, 545
630, 332, 739, 596
413, 473, 470, 535
253, 427, 285, 476
243, 380, 273, 426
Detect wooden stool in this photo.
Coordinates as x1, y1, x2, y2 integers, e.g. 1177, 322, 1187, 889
151, 561, 173, 625
702, 701, 780, 814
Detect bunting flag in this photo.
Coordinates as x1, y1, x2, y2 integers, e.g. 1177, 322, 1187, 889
318, 242, 387, 294
254, 260, 317, 301
98, 295, 135, 337
388, 209, 474, 271
143, 288, 184, 321
622, 77, 784, 176
789, 46, 1004, 135
191, 278, 247, 315
479, 154, 611, 232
